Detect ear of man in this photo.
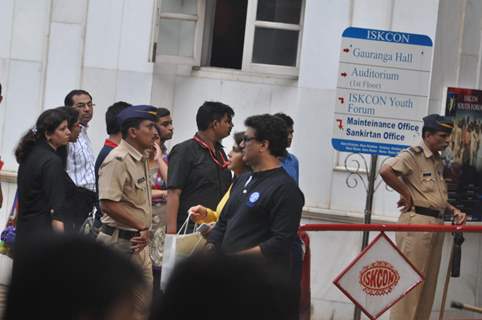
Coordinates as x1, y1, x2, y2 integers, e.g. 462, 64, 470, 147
259, 139, 269, 153
128, 126, 138, 139
210, 119, 219, 129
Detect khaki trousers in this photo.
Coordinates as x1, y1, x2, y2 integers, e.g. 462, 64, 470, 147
97, 231, 153, 320
390, 211, 444, 320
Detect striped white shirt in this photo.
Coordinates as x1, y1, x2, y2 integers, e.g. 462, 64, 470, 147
67, 126, 96, 191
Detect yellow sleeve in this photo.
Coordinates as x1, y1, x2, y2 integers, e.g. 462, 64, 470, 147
197, 185, 232, 224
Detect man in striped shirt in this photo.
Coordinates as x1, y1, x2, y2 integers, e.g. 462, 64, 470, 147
64, 89, 97, 230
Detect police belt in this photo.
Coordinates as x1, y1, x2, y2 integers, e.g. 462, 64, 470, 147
101, 225, 139, 240
414, 206, 444, 219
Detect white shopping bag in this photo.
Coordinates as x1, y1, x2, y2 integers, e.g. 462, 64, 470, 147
160, 215, 206, 290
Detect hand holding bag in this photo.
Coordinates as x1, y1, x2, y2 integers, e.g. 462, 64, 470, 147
160, 214, 206, 290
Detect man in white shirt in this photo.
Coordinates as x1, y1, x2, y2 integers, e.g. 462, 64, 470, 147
64, 89, 97, 230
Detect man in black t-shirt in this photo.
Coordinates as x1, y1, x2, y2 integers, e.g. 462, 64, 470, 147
207, 114, 304, 268
166, 101, 234, 234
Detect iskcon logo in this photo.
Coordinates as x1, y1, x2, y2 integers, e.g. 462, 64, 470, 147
359, 261, 400, 296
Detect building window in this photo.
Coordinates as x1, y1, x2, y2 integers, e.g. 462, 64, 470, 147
209, 0, 248, 69
152, 0, 305, 76
151, 0, 205, 65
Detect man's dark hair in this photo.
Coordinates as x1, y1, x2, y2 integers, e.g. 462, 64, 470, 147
5, 235, 144, 320
121, 118, 144, 140
152, 253, 297, 320
196, 101, 234, 131
64, 89, 92, 107
274, 113, 294, 128
156, 107, 171, 118
56, 106, 79, 129
106, 101, 131, 135
245, 114, 288, 157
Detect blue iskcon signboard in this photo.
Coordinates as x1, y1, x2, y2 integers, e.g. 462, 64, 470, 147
332, 27, 433, 156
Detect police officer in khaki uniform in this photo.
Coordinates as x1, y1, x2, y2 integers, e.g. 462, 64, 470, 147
97, 105, 158, 320
380, 114, 466, 320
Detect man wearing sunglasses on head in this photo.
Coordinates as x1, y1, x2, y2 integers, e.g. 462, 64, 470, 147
166, 101, 234, 234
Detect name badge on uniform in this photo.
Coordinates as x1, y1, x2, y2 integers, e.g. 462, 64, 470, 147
137, 177, 146, 184
422, 172, 432, 177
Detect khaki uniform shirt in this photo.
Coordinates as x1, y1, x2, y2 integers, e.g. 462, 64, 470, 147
388, 141, 448, 210
98, 140, 152, 231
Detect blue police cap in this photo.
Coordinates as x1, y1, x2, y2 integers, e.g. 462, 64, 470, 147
422, 114, 453, 133
117, 105, 158, 126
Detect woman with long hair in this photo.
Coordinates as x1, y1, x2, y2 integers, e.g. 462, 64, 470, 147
14, 108, 71, 243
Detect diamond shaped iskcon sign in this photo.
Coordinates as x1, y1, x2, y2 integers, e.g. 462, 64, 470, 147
333, 232, 423, 320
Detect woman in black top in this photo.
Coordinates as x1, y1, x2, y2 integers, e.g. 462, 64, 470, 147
15, 109, 71, 243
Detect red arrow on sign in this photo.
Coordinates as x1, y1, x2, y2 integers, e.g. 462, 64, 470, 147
336, 119, 344, 129
343, 48, 350, 53
338, 97, 345, 104
341, 72, 347, 77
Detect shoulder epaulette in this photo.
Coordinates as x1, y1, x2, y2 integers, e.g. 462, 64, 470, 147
110, 151, 127, 162
401, 146, 422, 156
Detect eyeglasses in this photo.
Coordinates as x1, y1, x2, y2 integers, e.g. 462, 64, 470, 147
242, 135, 256, 142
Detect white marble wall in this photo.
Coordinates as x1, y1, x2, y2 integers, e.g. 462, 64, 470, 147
0, 0, 156, 169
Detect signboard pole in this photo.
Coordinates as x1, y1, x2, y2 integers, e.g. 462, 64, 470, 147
343, 152, 399, 319
353, 154, 378, 320
363, 155, 378, 245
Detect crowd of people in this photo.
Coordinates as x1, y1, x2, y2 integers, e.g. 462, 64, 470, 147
1, 83, 466, 320
0, 85, 305, 320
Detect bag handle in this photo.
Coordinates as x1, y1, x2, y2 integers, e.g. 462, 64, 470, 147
177, 212, 197, 235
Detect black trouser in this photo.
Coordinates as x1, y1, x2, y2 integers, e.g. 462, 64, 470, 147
291, 237, 303, 317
